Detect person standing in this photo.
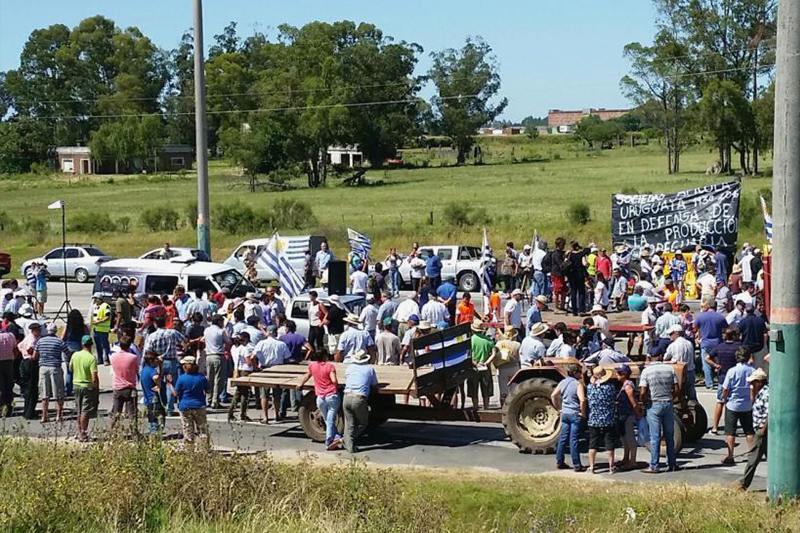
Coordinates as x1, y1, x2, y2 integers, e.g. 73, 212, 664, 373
0, 328, 18, 417
421, 294, 450, 326
694, 297, 728, 390
738, 304, 768, 355
18, 322, 42, 420
594, 273, 610, 311
587, 367, 618, 474
639, 358, 679, 473
493, 325, 521, 406
721, 347, 755, 465
173, 355, 211, 446
143, 315, 187, 415
714, 247, 728, 285
437, 275, 458, 326
297, 349, 342, 450
566, 242, 588, 316
503, 289, 523, 340
303, 249, 316, 290
531, 243, 547, 298
350, 267, 368, 295
203, 314, 230, 409
109, 335, 139, 433
468, 319, 495, 410
669, 251, 688, 296
552, 364, 587, 472
518, 244, 534, 292
376, 317, 401, 365
324, 295, 348, 355
337, 315, 376, 363
70, 335, 99, 442
409, 252, 426, 294
455, 293, 476, 325
35, 323, 68, 423
359, 295, 380, 341
376, 292, 398, 334
734, 368, 768, 490
228, 331, 254, 422
315, 241, 334, 288
662, 324, 697, 401
385, 248, 401, 297
550, 237, 567, 312
706, 328, 743, 434
425, 252, 443, 293
307, 291, 327, 351
140, 352, 165, 433
342, 349, 378, 453
113, 290, 132, 335
499, 249, 518, 294
61, 309, 88, 397
34, 263, 48, 317
616, 364, 641, 471
90, 293, 111, 366
252, 326, 290, 423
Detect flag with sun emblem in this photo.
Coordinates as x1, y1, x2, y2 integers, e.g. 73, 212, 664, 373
257, 232, 305, 298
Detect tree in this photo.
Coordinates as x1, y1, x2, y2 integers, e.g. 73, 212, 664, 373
218, 117, 291, 192
697, 78, 756, 174
89, 115, 163, 173
428, 37, 507, 164
0, 117, 51, 173
575, 115, 624, 149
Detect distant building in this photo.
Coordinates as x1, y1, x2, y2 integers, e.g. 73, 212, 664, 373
547, 108, 632, 133
477, 126, 523, 136
55, 145, 194, 175
327, 145, 363, 167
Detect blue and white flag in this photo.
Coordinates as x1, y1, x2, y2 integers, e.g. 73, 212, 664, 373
257, 232, 305, 298
347, 228, 372, 258
760, 196, 773, 244
480, 227, 492, 296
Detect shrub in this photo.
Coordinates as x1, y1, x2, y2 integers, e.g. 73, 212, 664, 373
116, 216, 131, 232
273, 198, 316, 229
140, 206, 180, 232
29, 162, 50, 175
443, 202, 471, 227
567, 202, 591, 225
20, 217, 49, 244
739, 195, 761, 230
185, 202, 198, 229
214, 201, 259, 234
69, 212, 116, 233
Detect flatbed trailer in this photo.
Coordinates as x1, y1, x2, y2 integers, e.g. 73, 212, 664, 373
540, 310, 649, 333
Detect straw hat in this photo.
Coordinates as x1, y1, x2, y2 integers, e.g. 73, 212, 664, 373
470, 318, 486, 332
591, 304, 605, 315
529, 322, 549, 338
350, 349, 371, 364
534, 295, 548, 305
501, 325, 518, 339
180, 356, 197, 366
746, 368, 768, 383
344, 314, 361, 326
592, 366, 615, 384
418, 320, 433, 331
732, 264, 742, 274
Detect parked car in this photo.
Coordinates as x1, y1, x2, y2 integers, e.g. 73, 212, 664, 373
382, 245, 482, 292
20, 244, 112, 283
0, 251, 10, 277
286, 291, 365, 339
139, 247, 211, 262
93, 259, 256, 300
224, 235, 327, 283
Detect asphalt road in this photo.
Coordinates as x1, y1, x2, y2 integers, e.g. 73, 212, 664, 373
13, 281, 765, 490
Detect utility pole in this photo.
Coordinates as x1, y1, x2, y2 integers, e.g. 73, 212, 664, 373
768, 0, 800, 502
193, 0, 211, 257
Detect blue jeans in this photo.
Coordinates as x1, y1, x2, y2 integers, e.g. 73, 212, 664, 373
93, 331, 110, 365
556, 412, 583, 467
317, 393, 342, 446
390, 268, 400, 295
646, 401, 676, 470
700, 344, 716, 389
162, 359, 180, 413
532, 270, 546, 298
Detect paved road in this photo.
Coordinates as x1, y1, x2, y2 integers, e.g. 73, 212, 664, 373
12, 281, 764, 489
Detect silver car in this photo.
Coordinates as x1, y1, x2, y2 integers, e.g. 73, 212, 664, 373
21, 244, 112, 283
286, 291, 365, 339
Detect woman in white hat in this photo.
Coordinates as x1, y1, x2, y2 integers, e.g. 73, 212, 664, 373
173, 355, 211, 446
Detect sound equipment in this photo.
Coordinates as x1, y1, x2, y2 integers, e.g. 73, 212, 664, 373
327, 260, 347, 296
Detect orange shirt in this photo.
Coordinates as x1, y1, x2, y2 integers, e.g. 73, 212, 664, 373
456, 301, 476, 324
489, 293, 501, 320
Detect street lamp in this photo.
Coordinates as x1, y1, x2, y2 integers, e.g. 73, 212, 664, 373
47, 200, 72, 321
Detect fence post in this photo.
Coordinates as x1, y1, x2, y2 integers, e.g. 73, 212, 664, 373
430, 211, 434, 226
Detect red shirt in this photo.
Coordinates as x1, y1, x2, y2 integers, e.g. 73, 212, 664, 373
164, 304, 176, 329
143, 304, 166, 331
309, 361, 337, 398
596, 256, 612, 280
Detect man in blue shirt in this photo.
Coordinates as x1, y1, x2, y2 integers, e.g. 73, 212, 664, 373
376, 292, 398, 334
173, 355, 211, 445
694, 298, 728, 389
343, 349, 378, 453
315, 242, 334, 287
714, 247, 728, 284
721, 347, 755, 464
426, 253, 443, 292
437, 275, 458, 326
526, 295, 547, 333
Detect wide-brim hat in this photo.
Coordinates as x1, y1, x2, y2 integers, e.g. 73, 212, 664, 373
470, 318, 486, 332
529, 322, 549, 338
344, 314, 361, 326
534, 295, 548, 305
615, 244, 628, 253
502, 325, 517, 338
591, 304, 605, 315
180, 356, 197, 365
747, 368, 768, 383
18, 304, 33, 318
667, 324, 683, 335
418, 320, 433, 331
351, 349, 370, 364
732, 264, 742, 274
511, 289, 523, 297
592, 366, 615, 384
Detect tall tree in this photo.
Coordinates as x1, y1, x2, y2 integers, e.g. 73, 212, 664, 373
428, 37, 507, 164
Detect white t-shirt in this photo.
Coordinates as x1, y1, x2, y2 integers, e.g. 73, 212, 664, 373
518, 252, 533, 269
359, 304, 379, 332
393, 299, 420, 323
531, 248, 546, 270
350, 270, 368, 294
410, 257, 425, 279
592, 315, 610, 338
739, 254, 754, 283
641, 307, 657, 341
557, 344, 576, 358
232, 344, 253, 372
697, 273, 716, 299
594, 281, 609, 307
309, 302, 322, 327
734, 291, 753, 306
504, 299, 522, 328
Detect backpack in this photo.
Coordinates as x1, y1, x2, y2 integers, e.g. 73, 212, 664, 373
542, 251, 553, 273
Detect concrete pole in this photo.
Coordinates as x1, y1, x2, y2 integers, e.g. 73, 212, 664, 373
768, 0, 800, 502
193, 0, 211, 257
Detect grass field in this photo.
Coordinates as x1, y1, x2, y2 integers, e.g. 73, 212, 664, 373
0, 137, 773, 269
0, 437, 794, 533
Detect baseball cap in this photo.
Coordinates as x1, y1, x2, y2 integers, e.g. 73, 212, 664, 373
81, 334, 93, 346
408, 314, 420, 323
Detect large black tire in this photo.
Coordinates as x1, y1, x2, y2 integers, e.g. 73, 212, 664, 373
368, 394, 395, 429
298, 392, 343, 442
458, 271, 479, 292
644, 416, 685, 454
682, 401, 708, 443
502, 378, 561, 454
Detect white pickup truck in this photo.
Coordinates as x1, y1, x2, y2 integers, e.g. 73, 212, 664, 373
383, 245, 483, 292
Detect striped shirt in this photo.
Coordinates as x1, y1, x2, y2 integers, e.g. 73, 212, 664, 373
143, 328, 186, 361
35, 335, 69, 367
640, 364, 677, 402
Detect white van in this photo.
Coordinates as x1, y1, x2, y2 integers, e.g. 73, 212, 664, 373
92, 258, 257, 299
224, 235, 327, 282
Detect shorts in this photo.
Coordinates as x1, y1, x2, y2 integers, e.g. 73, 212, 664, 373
716, 386, 725, 403
327, 333, 341, 355
589, 425, 618, 450
551, 275, 567, 296
74, 386, 99, 418
725, 409, 754, 436
255, 386, 281, 402
36, 289, 47, 304
467, 368, 493, 399
39, 366, 65, 400
111, 387, 137, 418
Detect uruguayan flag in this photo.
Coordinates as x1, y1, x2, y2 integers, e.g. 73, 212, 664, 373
257, 232, 305, 298
760, 195, 773, 244
480, 227, 492, 296
347, 228, 372, 258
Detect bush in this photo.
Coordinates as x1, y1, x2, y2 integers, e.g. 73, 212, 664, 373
273, 198, 316, 229
116, 216, 131, 232
69, 212, 116, 233
443, 202, 492, 227
185, 202, 198, 229
29, 162, 50, 175
739, 195, 761, 230
140, 206, 180, 232
214, 201, 260, 234
20, 217, 49, 244
214, 199, 316, 234
567, 202, 591, 225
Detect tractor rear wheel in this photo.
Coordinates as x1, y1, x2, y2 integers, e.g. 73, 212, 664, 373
682, 401, 708, 443
298, 392, 343, 442
502, 378, 560, 454
643, 416, 685, 454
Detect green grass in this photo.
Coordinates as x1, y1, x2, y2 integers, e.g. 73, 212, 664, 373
0, 436, 795, 533
0, 138, 773, 268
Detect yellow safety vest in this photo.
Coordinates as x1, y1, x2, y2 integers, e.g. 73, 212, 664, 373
93, 302, 111, 333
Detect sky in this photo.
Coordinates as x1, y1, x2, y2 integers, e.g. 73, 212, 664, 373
0, 0, 658, 120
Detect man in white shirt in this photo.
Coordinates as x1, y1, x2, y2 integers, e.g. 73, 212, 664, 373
337, 315, 376, 363
695, 271, 717, 301
518, 245, 534, 291
531, 244, 547, 298
503, 289, 523, 340
393, 294, 420, 341
739, 248, 754, 283
641, 297, 659, 353
663, 323, 697, 400
421, 297, 449, 325
252, 326, 290, 422
726, 299, 746, 327
350, 269, 368, 295
359, 294, 379, 340
590, 305, 610, 338
654, 302, 681, 339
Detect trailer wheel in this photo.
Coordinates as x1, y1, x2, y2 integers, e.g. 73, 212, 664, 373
682, 401, 708, 443
368, 394, 395, 429
643, 416, 685, 454
298, 392, 343, 443
502, 378, 560, 454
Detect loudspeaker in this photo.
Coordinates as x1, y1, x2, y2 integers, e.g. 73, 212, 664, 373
327, 260, 347, 295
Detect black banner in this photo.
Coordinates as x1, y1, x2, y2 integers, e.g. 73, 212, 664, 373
612, 180, 741, 253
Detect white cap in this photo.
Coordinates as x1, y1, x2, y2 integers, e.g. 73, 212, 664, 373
523, 244, 531, 250
511, 289, 522, 296
667, 324, 683, 334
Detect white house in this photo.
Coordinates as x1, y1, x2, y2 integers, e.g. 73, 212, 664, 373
327, 145, 363, 167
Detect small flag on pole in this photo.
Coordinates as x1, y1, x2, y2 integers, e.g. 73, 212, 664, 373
480, 227, 492, 297
347, 228, 372, 258
257, 232, 305, 298
47, 200, 64, 210
760, 195, 773, 244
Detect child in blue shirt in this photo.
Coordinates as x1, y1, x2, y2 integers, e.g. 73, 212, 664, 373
173, 356, 211, 445
141, 353, 165, 433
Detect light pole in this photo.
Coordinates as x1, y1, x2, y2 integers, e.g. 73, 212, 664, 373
47, 200, 72, 321
768, 0, 800, 502
193, 0, 211, 257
